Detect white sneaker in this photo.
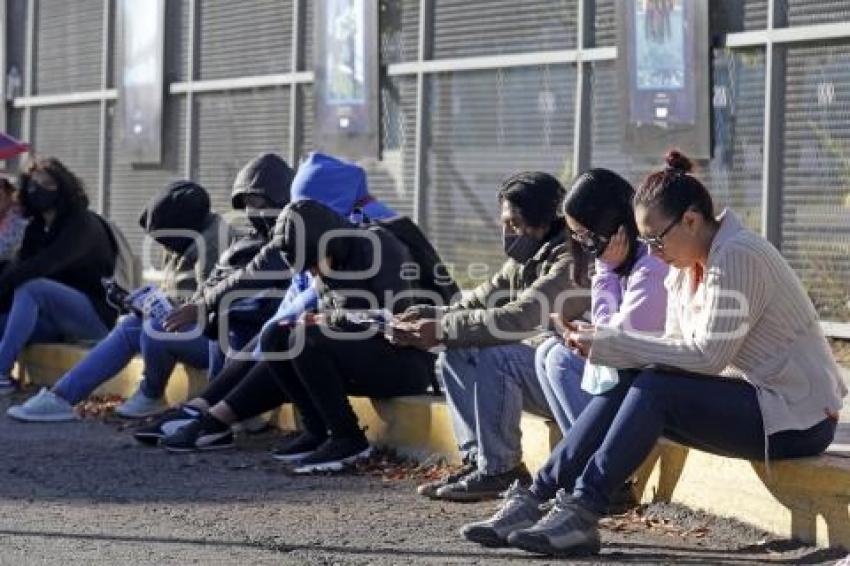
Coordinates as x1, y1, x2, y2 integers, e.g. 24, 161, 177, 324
7, 388, 77, 422
116, 388, 168, 418
0, 375, 15, 396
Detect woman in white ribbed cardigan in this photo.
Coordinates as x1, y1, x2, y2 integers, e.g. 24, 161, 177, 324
499, 151, 847, 558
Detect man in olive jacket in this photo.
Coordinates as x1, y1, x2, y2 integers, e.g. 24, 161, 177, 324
393, 172, 589, 502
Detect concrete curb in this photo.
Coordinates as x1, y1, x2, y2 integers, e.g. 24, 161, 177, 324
17, 343, 850, 550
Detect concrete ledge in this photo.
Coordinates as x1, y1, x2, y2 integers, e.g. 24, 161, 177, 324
16, 343, 850, 550
19, 344, 209, 406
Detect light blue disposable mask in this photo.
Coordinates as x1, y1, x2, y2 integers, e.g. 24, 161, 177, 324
580, 362, 620, 395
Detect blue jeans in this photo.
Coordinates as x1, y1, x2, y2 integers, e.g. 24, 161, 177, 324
535, 336, 592, 435
533, 369, 838, 513
53, 313, 210, 404
440, 344, 551, 475
0, 278, 110, 375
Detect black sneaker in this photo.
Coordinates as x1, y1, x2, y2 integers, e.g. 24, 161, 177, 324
133, 405, 202, 446
416, 462, 476, 499
271, 430, 328, 463
293, 435, 372, 474
162, 415, 234, 452
434, 463, 532, 502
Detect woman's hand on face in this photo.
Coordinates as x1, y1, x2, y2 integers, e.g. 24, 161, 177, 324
599, 225, 628, 269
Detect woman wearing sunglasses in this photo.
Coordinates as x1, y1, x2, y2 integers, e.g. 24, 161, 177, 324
460, 167, 669, 548
485, 150, 846, 557
534, 168, 669, 435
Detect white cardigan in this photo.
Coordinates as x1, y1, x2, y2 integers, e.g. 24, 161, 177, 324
590, 210, 847, 436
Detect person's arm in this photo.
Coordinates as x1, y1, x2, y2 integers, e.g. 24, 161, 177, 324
0, 213, 28, 261
590, 259, 622, 326
589, 246, 768, 375
198, 241, 293, 312
440, 248, 588, 348
0, 211, 99, 294
326, 234, 413, 330
277, 280, 319, 322
398, 262, 512, 322
600, 262, 668, 333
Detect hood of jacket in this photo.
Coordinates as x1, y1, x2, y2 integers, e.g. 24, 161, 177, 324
290, 152, 396, 221
231, 152, 295, 210
138, 180, 212, 253
273, 199, 354, 271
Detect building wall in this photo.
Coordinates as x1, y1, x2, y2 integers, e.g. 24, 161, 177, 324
5, 0, 850, 326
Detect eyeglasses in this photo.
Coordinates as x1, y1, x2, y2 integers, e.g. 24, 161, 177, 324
637, 213, 683, 251
570, 229, 608, 256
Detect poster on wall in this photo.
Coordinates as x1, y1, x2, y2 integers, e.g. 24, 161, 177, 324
314, 0, 379, 160
118, 0, 165, 164
618, 0, 711, 158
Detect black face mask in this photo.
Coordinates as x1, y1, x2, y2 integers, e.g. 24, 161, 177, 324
155, 236, 193, 255
246, 209, 276, 237
503, 230, 542, 263
22, 179, 59, 214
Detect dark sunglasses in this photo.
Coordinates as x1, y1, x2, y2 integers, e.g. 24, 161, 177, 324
570, 229, 609, 256
637, 212, 684, 251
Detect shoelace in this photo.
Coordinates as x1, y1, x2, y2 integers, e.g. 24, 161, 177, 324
535, 489, 578, 529
490, 482, 529, 520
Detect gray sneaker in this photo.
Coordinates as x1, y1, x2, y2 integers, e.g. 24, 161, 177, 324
506, 488, 601, 557
435, 463, 532, 502
460, 481, 545, 547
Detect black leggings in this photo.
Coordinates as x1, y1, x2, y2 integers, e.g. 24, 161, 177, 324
202, 326, 435, 432
201, 334, 290, 420
271, 325, 435, 438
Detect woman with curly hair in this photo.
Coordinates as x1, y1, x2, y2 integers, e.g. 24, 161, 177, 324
0, 157, 117, 395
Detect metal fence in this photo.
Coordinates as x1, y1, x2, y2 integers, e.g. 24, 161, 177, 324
4, 0, 850, 332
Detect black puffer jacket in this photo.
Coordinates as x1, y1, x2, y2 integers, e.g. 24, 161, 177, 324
197, 153, 295, 325
274, 200, 426, 330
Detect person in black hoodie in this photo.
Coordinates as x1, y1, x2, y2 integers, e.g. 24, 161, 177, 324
7, 180, 230, 422
0, 157, 117, 394
160, 201, 435, 473
163, 152, 295, 374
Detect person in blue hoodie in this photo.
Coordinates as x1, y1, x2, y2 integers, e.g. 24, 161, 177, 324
134, 152, 397, 447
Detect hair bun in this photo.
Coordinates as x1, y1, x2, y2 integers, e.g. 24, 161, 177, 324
664, 149, 693, 174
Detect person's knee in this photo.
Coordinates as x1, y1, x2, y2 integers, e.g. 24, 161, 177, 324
13, 277, 52, 300
544, 341, 575, 382
534, 337, 559, 381
629, 370, 670, 409
259, 324, 285, 354
438, 347, 476, 375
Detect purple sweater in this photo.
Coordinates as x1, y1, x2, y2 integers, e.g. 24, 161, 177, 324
591, 244, 668, 333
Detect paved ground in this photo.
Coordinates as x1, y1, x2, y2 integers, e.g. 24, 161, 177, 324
0, 396, 846, 565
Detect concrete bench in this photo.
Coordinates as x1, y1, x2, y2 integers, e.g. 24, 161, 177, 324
15, 343, 850, 550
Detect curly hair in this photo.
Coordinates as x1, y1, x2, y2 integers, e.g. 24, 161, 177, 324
23, 156, 89, 211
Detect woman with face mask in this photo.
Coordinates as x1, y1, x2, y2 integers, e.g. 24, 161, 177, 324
0, 157, 118, 395
8, 181, 230, 422
479, 151, 846, 558
534, 168, 669, 435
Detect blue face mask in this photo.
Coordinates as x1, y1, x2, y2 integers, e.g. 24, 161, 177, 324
581, 362, 620, 395
503, 231, 542, 263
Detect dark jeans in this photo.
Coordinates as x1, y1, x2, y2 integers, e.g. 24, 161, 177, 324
533, 369, 837, 514
270, 325, 435, 439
